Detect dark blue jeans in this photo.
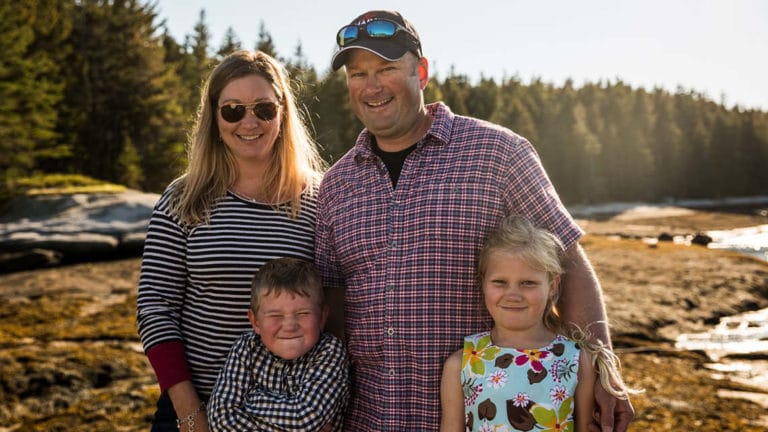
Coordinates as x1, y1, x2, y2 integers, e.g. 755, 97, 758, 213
150, 393, 178, 432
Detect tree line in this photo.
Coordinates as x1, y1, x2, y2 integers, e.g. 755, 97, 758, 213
2, 0, 767, 204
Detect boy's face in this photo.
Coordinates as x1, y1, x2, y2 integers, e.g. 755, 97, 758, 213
248, 289, 328, 360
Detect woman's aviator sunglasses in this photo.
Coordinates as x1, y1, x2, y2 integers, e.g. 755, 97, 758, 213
337, 19, 412, 47
219, 101, 279, 123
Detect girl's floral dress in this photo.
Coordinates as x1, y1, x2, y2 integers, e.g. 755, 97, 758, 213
461, 332, 581, 432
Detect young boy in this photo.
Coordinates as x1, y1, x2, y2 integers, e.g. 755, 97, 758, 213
207, 257, 349, 431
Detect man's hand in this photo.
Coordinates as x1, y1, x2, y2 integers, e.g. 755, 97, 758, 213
589, 381, 635, 432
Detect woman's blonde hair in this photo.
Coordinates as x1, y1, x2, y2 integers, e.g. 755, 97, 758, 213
478, 215, 642, 399
170, 50, 325, 225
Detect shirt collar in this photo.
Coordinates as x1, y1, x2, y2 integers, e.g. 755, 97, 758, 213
352, 102, 455, 161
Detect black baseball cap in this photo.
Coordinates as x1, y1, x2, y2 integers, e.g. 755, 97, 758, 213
332, 10, 422, 71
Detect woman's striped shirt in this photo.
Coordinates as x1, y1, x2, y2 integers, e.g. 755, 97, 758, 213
136, 188, 316, 398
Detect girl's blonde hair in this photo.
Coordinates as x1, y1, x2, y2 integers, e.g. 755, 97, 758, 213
478, 215, 642, 399
170, 50, 325, 225
478, 215, 565, 332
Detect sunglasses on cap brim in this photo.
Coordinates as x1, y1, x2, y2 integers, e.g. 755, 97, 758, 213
336, 19, 415, 48
219, 101, 280, 123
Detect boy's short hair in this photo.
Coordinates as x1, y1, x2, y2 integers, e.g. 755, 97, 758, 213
251, 257, 324, 313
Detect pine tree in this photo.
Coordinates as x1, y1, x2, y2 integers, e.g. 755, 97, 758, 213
216, 27, 242, 60
439, 68, 470, 116
256, 21, 278, 59
313, 70, 361, 162
60, 0, 186, 191
0, 0, 72, 193
465, 76, 498, 121
286, 41, 321, 145
650, 89, 684, 199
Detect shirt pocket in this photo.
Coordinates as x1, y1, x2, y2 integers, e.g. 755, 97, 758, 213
413, 181, 504, 259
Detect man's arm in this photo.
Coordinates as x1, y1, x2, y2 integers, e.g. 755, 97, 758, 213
558, 243, 609, 345
314, 187, 346, 340
559, 244, 635, 432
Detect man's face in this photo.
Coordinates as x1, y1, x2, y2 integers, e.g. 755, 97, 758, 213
344, 50, 428, 150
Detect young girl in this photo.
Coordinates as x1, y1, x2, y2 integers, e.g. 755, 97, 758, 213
440, 215, 638, 432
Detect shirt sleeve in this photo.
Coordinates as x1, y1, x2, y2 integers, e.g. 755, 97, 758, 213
314, 183, 345, 293
208, 333, 350, 431
207, 334, 260, 430
135, 192, 192, 390
504, 138, 584, 249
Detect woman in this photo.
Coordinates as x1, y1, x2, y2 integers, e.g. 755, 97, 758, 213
137, 50, 325, 431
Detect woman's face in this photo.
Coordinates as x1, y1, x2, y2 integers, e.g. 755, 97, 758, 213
216, 74, 282, 168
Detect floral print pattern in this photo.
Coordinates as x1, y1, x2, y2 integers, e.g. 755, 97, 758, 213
488, 370, 508, 389
461, 333, 581, 432
514, 348, 550, 373
463, 333, 502, 376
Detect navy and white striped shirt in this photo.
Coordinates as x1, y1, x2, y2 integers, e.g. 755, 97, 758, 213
137, 188, 316, 398
207, 331, 349, 431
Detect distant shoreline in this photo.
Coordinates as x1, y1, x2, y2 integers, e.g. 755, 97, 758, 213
567, 195, 768, 219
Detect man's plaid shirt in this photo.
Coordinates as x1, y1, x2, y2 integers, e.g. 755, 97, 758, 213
315, 102, 582, 431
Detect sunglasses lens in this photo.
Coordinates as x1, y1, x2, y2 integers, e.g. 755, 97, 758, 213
366, 20, 397, 38
220, 104, 245, 122
254, 103, 278, 121
220, 103, 278, 122
338, 26, 359, 47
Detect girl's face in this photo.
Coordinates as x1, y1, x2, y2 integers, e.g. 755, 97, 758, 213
482, 251, 557, 345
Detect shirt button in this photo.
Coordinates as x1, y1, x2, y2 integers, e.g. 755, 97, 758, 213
388, 369, 396, 377
387, 327, 395, 336
389, 240, 397, 248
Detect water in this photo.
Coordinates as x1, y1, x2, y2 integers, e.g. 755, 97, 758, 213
707, 224, 768, 262
676, 308, 768, 409
672, 224, 768, 357
676, 308, 768, 360
676, 224, 768, 409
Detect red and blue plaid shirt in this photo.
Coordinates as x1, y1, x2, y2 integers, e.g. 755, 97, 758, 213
315, 102, 583, 431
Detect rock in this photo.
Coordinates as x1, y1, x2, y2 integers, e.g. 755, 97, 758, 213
0, 249, 62, 272
691, 232, 714, 246
0, 190, 159, 272
658, 232, 674, 242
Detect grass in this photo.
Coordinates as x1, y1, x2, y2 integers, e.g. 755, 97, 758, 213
11, 174, 126, 196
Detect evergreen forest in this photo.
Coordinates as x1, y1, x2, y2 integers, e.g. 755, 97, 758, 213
2, 0, 767, 204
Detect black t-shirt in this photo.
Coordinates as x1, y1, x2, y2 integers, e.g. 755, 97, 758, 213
372, 138, 417, 188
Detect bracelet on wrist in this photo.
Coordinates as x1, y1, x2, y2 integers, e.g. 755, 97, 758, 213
176, 401, 205, 432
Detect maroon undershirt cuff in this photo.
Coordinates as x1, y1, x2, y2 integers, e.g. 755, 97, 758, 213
146, 340, 192, 392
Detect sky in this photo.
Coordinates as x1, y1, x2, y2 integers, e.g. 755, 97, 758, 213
154, 0, 768, 111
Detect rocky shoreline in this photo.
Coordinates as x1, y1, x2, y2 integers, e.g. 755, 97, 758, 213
0, 191, 159, 273
0, 206, 767, 431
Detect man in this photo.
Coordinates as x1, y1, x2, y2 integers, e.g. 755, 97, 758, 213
315, 9, 634, 431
